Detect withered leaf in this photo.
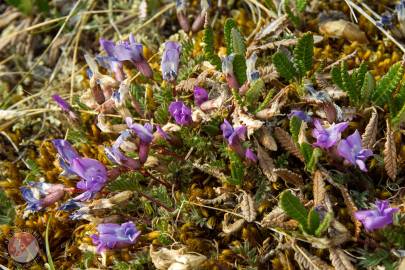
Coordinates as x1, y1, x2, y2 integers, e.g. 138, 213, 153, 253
261, 206, 288, 228
150, 245, 206, 270
254, 15, 288, 41
257, 127, 278, 151
255, 87, 289, 120
362, 107, 378, 149
193, 162, 228, 183
273, 168, 304, 187
222, 213, 245, 235
292, 244, 334, 270
384, 119, 397, 180
197, 193, 232, 205
319, 19, 368, 44
240, 191, 257, 222
256, 142, 277, 182
233, 107, 264, 137
273, 127, 305, 162
313, 170, 326, 206
329, 248, 356, 270
337, 184, 361, 239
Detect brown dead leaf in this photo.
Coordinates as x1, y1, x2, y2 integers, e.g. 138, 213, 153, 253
261, 206, 288, 228
273, 168, 304, 188
232, 107, 264, 137
254, 15, 288, 41
384, 119, 397, 180
313, 170, 326, 206
362, 107, 378, 149
255, 87, 289, 120
240, 191, 257, 222
273, 127, 305, 162
257, 127, 278, 151
256, 142, 277, 182
222, 213, 245, 235
319, 20, 368, 44
329, 248, 356, 270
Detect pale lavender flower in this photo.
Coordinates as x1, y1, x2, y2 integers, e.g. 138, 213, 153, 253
105, 147, 140, 170
221, 55, 239, 89
52, 94, 77, 120
20, 182, 73, 211
91, 221, 141, 253
96, 56, 125, 81
169, 101, 192, 126
161, 41, 181, 82
100, 34, 152, 78
355, 200, 398, 231
312, 119, 348, 149
288, 110, 312, 123
52, 139, 80, 175
221, 120, 256, 162
337, 130, 373, 172
126, 118, 154, 164
246, 53, 259, 82
194, 86, 208, 106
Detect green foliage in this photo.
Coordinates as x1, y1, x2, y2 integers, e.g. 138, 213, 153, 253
228, 150, 244, 186
284, 0, 300, 27
0, 189, 14, 225
23, 158, 42, 184
232, 88, 244, 108
380, 226, 405, 249
360, 71, 375, 102
293, 33, 313, 77
306, 208, 320, 235
296, 0, 308, 12
371, 62, 404, 107
246, 79, 264, 111
315, 212, 333, 237
358, 249, 395, 270
231, 28, 246, 56
272, 51, 297, 81
391, 84, 405, 126
289, 116, 302, 144
300, 142, 313, 164
202, 27, 221, 70
233, 54, 248, 86
5, 0, 49, 15
279, 190, 308, 228
66, 129, 89, 144
107, 172, 144, 191
306, 147, 322, 173
254, 88, 275, 113
224, 19, 238, 54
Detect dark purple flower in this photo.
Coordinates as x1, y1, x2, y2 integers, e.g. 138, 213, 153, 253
312, 119, 348, 149
245, 148, 258, 162
355, 200, 398, 231
100, 34, 152, 78
20, 182, 73, 211
194, 86, 209, 106
169, 101, 192, 126
52, 94, 77, 120
126, 118, 154, 164
288, 110, 312, 123
221, 55, 240, 89
337, 130, 373, 172
221, 120, 256, 162
161, 41, 181, 82
96, 55, 125, 81
91, 221, 141, 253
70, 157, 108, 201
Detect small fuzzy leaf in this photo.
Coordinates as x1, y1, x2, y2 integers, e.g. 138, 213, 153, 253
293, 244, 334, 270
296, 0, 307, 12
306, 147, 322, 173
372, 62, 403, 107
300, 142, 313, 164
290, 116, 302, 144
315, 212, 333, 237
246, 79, 265, 108
361, 107, 378, 149
360, 71, 375, 103
293, 32, 314, 76
231, 28, 246, 56
353, 62, 368, 93
329, 248, 356, 270
229, 150, 244, 185
256, 142, 277, 182
233, 54, 247, 85
384, 119, 397, 180
340, 62, 358, 105
224, 18, 237, 54
279, 190, 308, 227
331, 65, 344, 90
274, 127, 305, 162
306, 208, 320, 235
272, 51, 297, 81
222, 213, 245, 235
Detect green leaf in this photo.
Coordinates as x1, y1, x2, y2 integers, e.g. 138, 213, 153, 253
233, 54, 247, 85
284, 0, 300, 27
108, 172, 144, 191
272, 51, 297, 81
306, 148, 322, 173
306, 208, 320, 235
254, 88, 275, 113
331, 65, 344, 90
228, 150, 244, 186
45, 216, 55, 270
296, 0, 307, 12
293, 33, 314, 76
0, 189, 14, 225
341, 62, 358, 105
380, 226, 405, 249
360, 71, 375, 103
392, 102, 405, 127
231, 28, 246, 56
246, 78, 264, 110
289, 116, 302, 144
203, 27, 222, 70
224, 18, 237, 54
315, 212, 333, 237
372, 62, 404, 107
300, 142, 313, 164
354, 62, 368, 92
279, 190, 308, 227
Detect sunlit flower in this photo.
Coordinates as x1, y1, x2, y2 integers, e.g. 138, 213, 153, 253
221, 54, 240, 89
194, 86, 208, 106
312, 119, 348, 149
20, 182, 73, 211
126, 118, 154, 164
52, 139, 80, 176
246, 53, 259, 83
221, 120, 256, 162
52, 94, 77, 120
355, 200, 398, 231
169, 101, 192, 126
96, 55, 125, 81
90, 221, 141, 253
337, 130, 373, 172
161, 41, 181, 82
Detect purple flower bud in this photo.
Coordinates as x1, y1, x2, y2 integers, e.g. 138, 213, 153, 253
91, 221, 141, 253
312, 119, 348, 149
194, 86, 209, 106
96, 56, 125, 81
161, 41, 181, 82
52, 139, 80, 164
221, 120, 257, 161
99, 34, 152, 78
337, 130, 373, 172
221, 55, 240, 89
105, 147, 140, 170
156, 126, 171, 140
20, 182, 73, 211
288, 110, 312, 123
355, 200, 398, 231
245, 148, 258, 162
126, 118, 154, 164
70, 157, 108, 200
52, 94, 77, 120
169, 101, 192, 126
246, 53, 259, 82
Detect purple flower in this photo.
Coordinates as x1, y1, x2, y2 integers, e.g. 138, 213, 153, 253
312, 119, 348, 149
176, 0, 190, 32
96, 56, 125, 81
194, 86, 208, 106
105, 147, 140, 170
126, 118, 154, 164
169, 101, 192, 126
100, 34, 152, 78
52, 139, 80, 175
288, 110, 312, 123
221, 120, 256, 162
70, 157, 108, 201
221, 54, 240, 89
246, 53, 259, 82
161, 41, 181, 82
52, 94, 77, 120
337, 130, 373, 172
91, 221, 141, 253
20, 182, 73, 211
355, 200, 398, 231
